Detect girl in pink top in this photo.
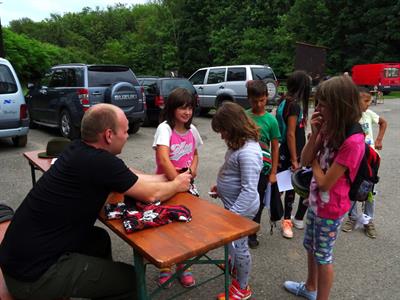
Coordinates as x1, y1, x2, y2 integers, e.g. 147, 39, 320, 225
284, 76, 365, 300
152, 88, 203, 289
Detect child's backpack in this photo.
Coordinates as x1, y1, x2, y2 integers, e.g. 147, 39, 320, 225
346, 124, 381, 202
276, 99, 302, 143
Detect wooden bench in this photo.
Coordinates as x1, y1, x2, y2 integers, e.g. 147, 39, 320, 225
0, 220, 13, 300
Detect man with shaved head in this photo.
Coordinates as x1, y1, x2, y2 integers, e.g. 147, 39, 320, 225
0, 103, 192, 300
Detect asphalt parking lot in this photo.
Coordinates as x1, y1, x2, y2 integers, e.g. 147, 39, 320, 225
0, 99, 399, 299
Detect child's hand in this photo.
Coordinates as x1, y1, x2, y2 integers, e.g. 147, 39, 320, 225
374, 139, 383, 150
268, 172, 277, 184
310, 111, 324, 135
209, 185, 219, 198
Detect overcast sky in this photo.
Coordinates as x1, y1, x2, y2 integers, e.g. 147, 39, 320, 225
1, 0, 149, 26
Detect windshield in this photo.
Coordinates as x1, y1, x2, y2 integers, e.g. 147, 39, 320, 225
161, 79, 196, 95
88, 66, 139, 87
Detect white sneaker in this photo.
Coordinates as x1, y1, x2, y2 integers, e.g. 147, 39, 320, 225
281, 219, 294, 238
292, 217, 304, 230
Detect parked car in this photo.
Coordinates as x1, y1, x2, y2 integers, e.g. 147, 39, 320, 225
137, 77, 198, 125
189, 64, 278, 115
0, 57, 29, 147
26, 64, 146, 139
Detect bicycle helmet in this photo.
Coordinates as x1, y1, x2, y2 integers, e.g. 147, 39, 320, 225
291, 168, 313, 198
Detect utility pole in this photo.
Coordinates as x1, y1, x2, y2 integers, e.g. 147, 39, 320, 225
0, 1, 5, 58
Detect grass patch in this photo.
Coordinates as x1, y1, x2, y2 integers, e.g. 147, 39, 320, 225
383, 91, 400, 99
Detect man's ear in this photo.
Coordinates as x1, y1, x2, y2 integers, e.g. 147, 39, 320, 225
104, 128, 113, 144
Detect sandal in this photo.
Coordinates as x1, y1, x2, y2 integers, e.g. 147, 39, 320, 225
176, 264, 196, 287
158, 267, 173, 289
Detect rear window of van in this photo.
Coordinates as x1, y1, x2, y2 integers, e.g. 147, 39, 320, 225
0, 65, 17, 94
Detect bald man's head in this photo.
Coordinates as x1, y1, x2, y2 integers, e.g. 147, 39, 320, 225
81, 104, 123, 143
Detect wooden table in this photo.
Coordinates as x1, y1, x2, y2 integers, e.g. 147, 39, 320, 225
23, 150, 53, 185
23, 150, 260, 299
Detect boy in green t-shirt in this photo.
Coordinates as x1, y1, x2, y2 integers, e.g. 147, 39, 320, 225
246, 80, 281, 248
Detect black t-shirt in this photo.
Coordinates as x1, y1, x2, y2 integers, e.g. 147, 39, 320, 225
279, 100, 306, 165
0, 140, 137, 281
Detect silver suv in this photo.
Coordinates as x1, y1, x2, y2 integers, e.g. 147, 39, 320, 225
0, 58, 29, 147
189, 64, 278, 115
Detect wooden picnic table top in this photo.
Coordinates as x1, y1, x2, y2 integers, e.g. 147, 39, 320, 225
99, 192, 259, 268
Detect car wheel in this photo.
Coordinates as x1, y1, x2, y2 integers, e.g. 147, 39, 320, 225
60, 110, 79, 139
128, 122, 141, 134
12, 135, 27, 147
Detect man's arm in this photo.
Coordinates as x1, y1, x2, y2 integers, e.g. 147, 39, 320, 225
129, 168, 168, 182
124, 171, 191, 203
269, 138, 279, 183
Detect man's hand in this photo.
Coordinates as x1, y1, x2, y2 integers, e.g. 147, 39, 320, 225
174, 171, 192, 193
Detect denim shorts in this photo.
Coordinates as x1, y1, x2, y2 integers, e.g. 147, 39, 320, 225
303, 209, 344, 265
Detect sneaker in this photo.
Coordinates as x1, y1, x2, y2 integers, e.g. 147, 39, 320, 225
292, 217, 304, 230
176, 264, 196, 287
216, 279, 252, 300
364, 221, 377, 239
281, 219, 294, 238
342, 218, 356, 232
248, 237, 259, 249
283, 281, 317, 300
158, 267, 173, 289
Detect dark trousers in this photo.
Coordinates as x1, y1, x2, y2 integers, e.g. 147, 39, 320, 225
283, 190, 308, 220
4, 226, 137, 300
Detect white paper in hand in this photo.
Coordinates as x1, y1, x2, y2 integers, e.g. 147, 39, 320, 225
276, 170, 293, 192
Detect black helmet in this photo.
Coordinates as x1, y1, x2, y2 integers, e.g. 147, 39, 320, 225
291, 168, 313, 198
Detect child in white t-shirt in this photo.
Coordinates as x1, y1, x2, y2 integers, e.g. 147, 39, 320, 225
342, 87, 387, 238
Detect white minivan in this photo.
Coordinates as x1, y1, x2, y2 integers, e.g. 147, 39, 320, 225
0, 58, 29, 147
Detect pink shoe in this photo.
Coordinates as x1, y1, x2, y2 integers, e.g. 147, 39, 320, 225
158, 267, 173, 289
176, 264, 196, 287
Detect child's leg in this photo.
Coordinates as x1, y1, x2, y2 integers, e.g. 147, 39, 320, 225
313, 214, 344, 300
294, 197, 308, 220
363, 199, 375, 220
303, 209, 317, 291
231, 236, 251, 289
284, 190, 295, 219
348, 201, 358, 219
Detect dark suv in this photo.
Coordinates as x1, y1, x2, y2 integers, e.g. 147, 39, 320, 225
137, 77, 197, 125
26, 64, 146, 139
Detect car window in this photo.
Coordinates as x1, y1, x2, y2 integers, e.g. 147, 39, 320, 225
88, 66, 139, 87
251, 67, 276, 81
142, 80, 157, 95
65, 68, 84, 87
190, 69, 207, 85
0, 64, 17, 94
162, 79, 196, 95
227, 67, 246, 81
49, 69, 67, 87
207, 68, 226, 84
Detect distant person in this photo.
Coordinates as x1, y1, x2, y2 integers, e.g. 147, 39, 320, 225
276, 70, 311, 238
245, 80, 280, 248
210, 102, 262, 300
342, 87, 387, 238
152, 87, 203, 288
0, 103, 191, 300
284, 76, 365, 300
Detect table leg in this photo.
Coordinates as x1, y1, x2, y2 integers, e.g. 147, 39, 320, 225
224, 244, 230, 298
133, 249, 149, 300
29, 162, 36, 186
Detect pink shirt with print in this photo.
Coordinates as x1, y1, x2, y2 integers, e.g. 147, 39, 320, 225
308, 133, 365, 219
153, 121, 203, 174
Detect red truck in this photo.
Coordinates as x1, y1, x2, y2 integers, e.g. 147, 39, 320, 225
351, 63, 400, 93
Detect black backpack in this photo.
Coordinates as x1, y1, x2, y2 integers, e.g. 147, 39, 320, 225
346, 124, 381, 202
